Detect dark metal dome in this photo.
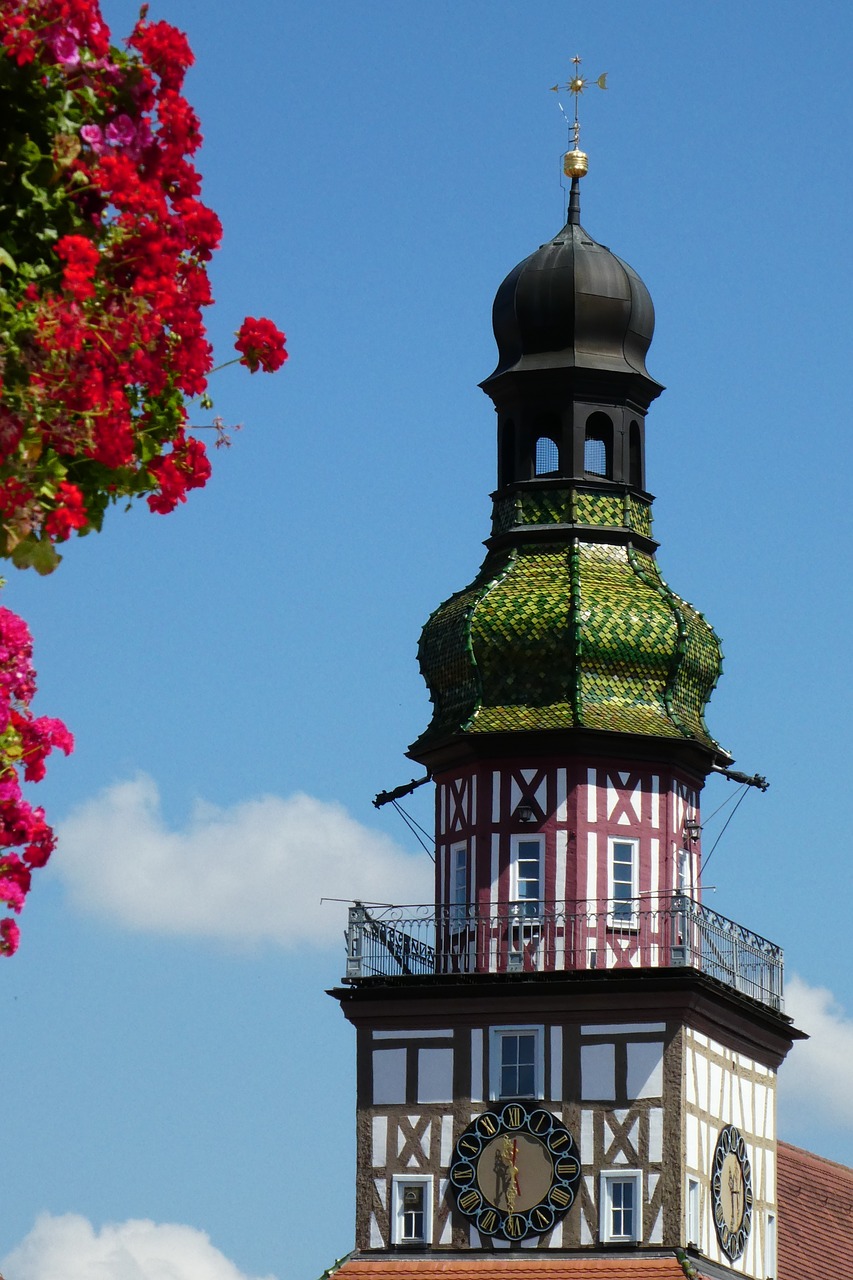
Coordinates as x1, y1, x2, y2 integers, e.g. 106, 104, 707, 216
484, 209, 657, 386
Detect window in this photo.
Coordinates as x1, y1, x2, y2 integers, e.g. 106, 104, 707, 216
686, 1176, 700, 1247
608, 837, 638, 926
600, 1170, 642, 1243
584, 412, 613, 478
489, 1026, 543, 1099
391, 1175, 432, 1245
511, 835, 543, 917
535, 436, 559, 476
449, 845, 468, 926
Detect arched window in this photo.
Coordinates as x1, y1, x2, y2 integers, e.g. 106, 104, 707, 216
629, 420, 642, 489
584, 412, 613, 478
534, 436, 559, 476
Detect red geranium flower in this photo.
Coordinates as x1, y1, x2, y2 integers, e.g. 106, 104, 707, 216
235, 317, 288, 373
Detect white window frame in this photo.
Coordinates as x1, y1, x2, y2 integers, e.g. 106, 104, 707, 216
488, 1025, 544, 1101
600, 1169, 642, 1244
607, 836, 639, 928
686, 1175, 700, 1247
449, 843, 468, 929
509, 834, 544, 916
390, 1174, 433, 1245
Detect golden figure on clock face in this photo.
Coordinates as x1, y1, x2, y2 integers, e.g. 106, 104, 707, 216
711, 1125, 753, 1261
449, 1102, 581, 1242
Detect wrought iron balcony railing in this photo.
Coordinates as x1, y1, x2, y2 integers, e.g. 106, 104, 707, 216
343, 893, 784, 1012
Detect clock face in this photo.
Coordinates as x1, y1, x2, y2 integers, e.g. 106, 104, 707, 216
449, 1102, 581, 1242
711, 1125, 753, 1261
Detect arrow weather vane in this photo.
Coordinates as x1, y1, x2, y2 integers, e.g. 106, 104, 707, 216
550, 55, 607, 178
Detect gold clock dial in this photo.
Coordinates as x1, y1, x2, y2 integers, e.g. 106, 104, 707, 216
711, 1125, 753, 1262
449, 1102, 581, 1242
719, 1151, 744, 1231
477, 1133, 553, 1214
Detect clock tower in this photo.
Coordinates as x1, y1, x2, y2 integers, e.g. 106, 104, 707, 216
330, 133, 801, 1279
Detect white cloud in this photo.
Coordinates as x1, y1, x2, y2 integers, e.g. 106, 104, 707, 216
1, 1213, 277, 1280
780, 974, 853, 1128
55, 775, 432, 947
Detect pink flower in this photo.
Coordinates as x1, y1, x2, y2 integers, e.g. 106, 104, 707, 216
80, 124, 106, 154
105, 114, 137, 150
50, 31, 80, 66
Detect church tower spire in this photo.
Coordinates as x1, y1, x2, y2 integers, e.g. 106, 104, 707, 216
332, 90, 800, 1280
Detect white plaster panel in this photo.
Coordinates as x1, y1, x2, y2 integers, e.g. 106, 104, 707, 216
587, 768, 597, 822
492, 771, 500, 824
439, 784, 446, 837
694, 1050, 708, 1107
630, 779, 642, 820
493, 1238, 510, 1250
471, 1028, 483, 1102
470, 773, 477, 823
626, 1041, 663, 1099
520, 1236, 538, 1249
440, 1115, 453, 1166
439, 1180, 452, 1244
686, 1113, 698, 1168
582, 1023, 666, 1035
510, 778, 521, 814
581, 1043, 616, 1100
373, 1029, 452, 1040
586, 831, 597, 902
550, 1220, 563, 1247
648, 1108, 663, 1163
581, 1109, 594, 1158
557, 768, 568, 824
651, 775, 660, 829
490, 834, 500, 912
372, 1048, 406, 1105
686, 1051, 696, 1105
648, 1202, 663, 1244
369, 1215, 384, 1249
550, 1025, 562, 1100
371, 1115, 388, 1166
555, 830, 568, 925
535, 777, 547, 812
469, 1225, 480, 1247
418, 1048, 453, 1103
650, 837, 659, 898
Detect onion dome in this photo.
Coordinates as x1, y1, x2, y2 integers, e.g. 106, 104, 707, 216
482, 184, 662, 402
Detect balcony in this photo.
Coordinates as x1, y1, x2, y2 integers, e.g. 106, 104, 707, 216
343, 893, 784, 1013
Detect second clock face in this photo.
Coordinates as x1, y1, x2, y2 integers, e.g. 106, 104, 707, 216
711, 1125, 753, 1261
449, 1101, 581, 1242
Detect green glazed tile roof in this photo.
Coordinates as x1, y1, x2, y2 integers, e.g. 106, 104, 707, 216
412, 528, 723, 756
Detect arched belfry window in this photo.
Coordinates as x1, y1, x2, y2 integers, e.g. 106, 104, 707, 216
534, 436, 559, 476
584, 413, 613, 478
629, 420, 643, 490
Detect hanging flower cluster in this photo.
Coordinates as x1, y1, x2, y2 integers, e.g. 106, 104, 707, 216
0, 0, 288, 950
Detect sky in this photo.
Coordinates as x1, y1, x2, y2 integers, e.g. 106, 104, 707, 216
2, 2, 853, 1278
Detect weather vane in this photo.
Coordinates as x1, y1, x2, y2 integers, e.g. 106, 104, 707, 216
550, 55, 607, 179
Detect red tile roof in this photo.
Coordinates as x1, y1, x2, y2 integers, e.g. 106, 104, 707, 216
778, 1141, 853, 1280
331, 1256, 704, 1280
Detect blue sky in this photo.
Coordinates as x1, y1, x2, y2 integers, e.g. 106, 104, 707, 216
2, 3, 853, 1278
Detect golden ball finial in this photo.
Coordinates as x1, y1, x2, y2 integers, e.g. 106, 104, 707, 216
563, 149, 589, 178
